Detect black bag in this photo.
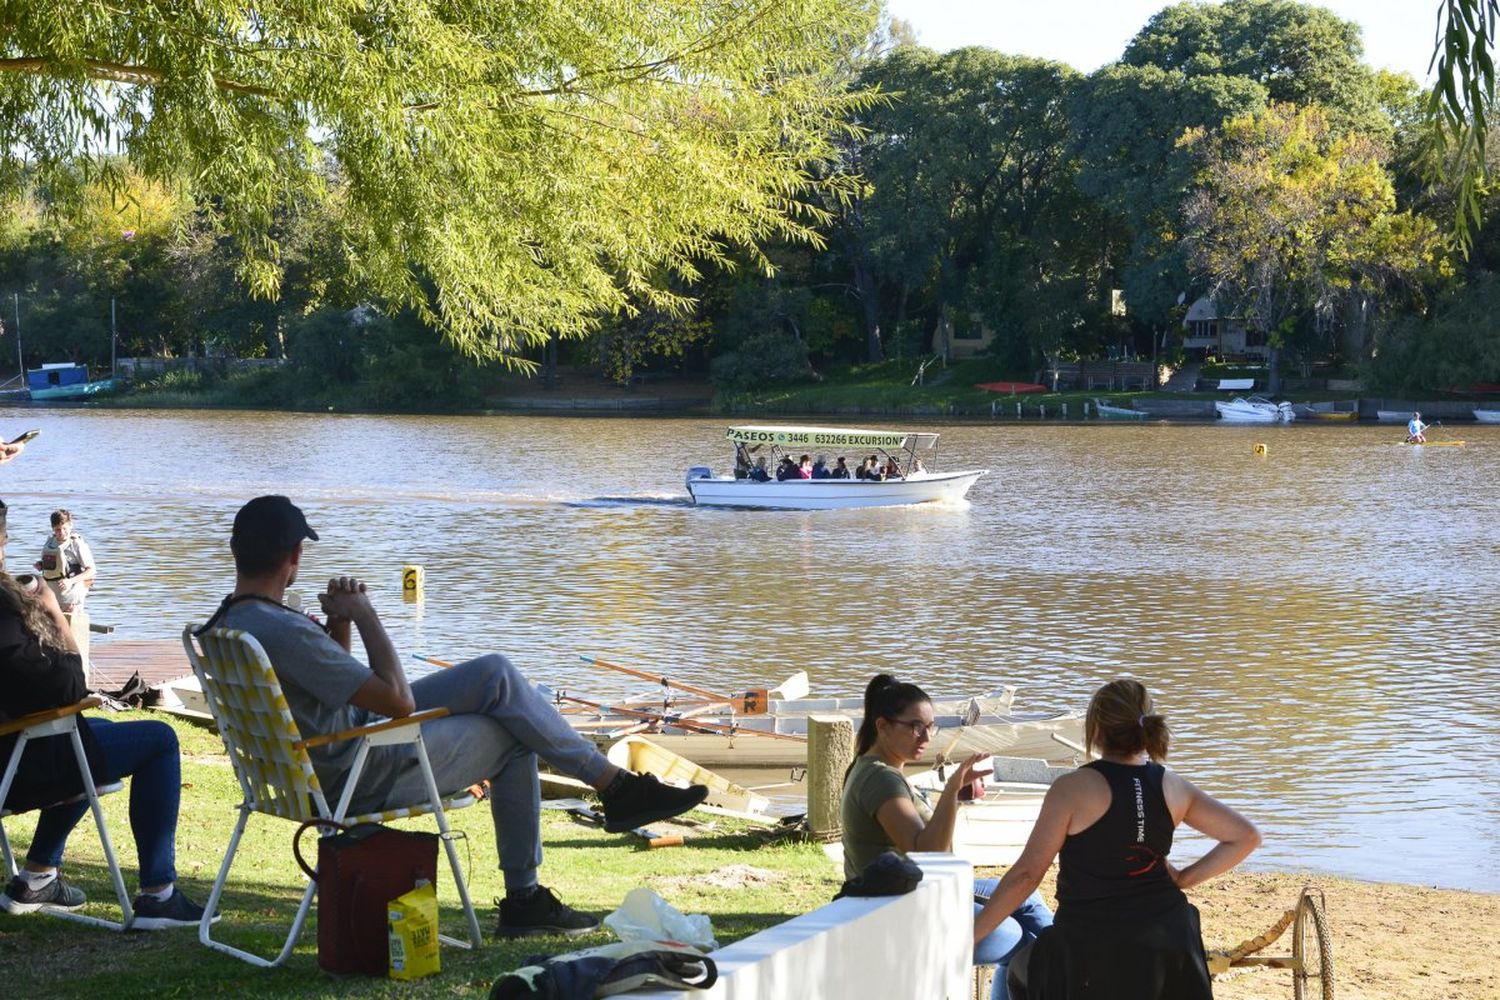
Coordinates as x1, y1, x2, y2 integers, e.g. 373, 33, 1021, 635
294, 819, 439, 975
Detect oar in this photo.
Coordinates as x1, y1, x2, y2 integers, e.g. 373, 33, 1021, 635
558, 693, 806, 743
579, 654, 778, 714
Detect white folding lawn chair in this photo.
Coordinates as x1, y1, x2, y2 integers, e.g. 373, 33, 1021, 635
0, 696, 134, 930
182, 625, 482, 967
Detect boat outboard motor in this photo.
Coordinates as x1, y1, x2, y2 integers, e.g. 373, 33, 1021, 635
685, 466, 712, 487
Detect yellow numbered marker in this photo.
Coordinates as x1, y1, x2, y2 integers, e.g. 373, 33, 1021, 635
402, 565, 425, 603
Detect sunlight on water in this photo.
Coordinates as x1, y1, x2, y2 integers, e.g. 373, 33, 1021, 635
3, 409, 1496, 890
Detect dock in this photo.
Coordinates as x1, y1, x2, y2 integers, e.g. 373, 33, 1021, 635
89, 639, 190, 691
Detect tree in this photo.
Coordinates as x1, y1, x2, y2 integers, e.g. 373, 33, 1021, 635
1123, 0, 1386, 137
847, 47, 1090, 368
1181, 104, 1443, 392
1424, 0, 1499, 247
1071, 64, 1267, 330
0, 0, 878, 364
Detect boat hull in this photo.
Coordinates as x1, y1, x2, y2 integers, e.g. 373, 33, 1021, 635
579, 712, 1084, 768
605, 735, 770, 815
29, 378, 117, 401
1215, 397, 1293, 423
1474, 409, 1500, 424
1375, 410, 1409, 423
686, 470, 987, 510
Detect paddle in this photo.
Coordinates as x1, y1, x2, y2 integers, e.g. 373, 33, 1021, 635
578, 654, 798, 714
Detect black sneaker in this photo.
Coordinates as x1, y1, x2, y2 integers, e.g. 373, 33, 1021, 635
599, 772, 708, 834
495, 886, 600, 939
128, 889, 220, 931
0, 874, 86, 914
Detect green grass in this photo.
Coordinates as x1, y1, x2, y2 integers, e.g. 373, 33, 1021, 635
0, 713, 837, 998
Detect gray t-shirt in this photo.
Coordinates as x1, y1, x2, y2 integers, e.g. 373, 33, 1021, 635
839, 755, 933, 880
215, 598, 410, 807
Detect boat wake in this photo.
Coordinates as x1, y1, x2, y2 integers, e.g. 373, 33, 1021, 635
564, 495, 695, 509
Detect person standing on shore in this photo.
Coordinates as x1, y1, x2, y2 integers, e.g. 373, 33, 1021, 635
36, 509, 95, 612
980, 679, 1260, 1000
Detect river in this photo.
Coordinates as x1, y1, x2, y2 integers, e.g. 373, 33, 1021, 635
3, 407, 1496, 891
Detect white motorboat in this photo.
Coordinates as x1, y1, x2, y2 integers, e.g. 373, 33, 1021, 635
1473, 408, 1500, 424
1215, 395, 1296, 423
1375, 409, 1410, 423
685, 425, 987, 510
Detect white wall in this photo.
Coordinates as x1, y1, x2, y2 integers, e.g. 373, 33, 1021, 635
631, 853, 973, 1000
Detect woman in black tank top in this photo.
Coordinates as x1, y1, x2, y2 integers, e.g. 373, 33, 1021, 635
972, 680, 1261, 1000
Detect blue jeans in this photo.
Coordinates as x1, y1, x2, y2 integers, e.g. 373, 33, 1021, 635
361, 655, 612, 891
27, 718, 180, 889
973, 879, 1053, 1000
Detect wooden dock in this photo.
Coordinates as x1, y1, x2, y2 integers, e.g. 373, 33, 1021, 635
88, 639, 190, 690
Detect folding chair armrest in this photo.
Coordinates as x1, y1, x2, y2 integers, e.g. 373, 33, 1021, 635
295, 707, 451, 750
0, 697, 102, 738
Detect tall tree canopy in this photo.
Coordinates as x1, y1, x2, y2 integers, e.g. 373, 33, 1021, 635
1181, 103, 1442, 392
1123, 0, 1385, 136
0, 0, 877, 363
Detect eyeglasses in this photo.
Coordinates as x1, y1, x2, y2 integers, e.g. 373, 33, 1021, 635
890, 717, 941, 739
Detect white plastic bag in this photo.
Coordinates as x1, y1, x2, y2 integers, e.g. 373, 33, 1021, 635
603, 887, 717, 952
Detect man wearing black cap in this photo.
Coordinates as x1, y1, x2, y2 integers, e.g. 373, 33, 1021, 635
206, 496, 707, 938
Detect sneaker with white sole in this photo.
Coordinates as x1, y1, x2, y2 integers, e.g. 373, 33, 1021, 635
128, 889, 219, 931
0, 873, 86, 914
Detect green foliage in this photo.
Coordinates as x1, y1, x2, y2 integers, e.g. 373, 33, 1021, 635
710, 332, 816, 392
1424, 0, 1500, 248
1367, 271, 1500, 390
1123, 0, 1387, 137
1180, 103, 1445, 391
0, 0, 881, 362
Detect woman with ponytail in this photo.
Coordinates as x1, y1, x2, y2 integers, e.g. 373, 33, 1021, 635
840, 674, 1053, 999
978, 679, 1261, 1000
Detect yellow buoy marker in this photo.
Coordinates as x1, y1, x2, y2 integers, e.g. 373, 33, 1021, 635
402, 565, 425, 603
1253, 443, 1268, 457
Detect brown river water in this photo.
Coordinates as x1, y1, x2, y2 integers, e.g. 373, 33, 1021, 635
2, 407, 1495, 891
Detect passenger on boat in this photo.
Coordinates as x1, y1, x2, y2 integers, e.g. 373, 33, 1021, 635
860, 456, 881, 480
36, 509, 95, 612
841, 674, 1053, 1000
775, 457, 797, 481
0, 560, 215, 928
811, 454, 830, 479
206, 496, 709, 938
884, 457, 902, 480
1406, 412, 1427, 444
983, 679, 1260, 1000
832, 457, 851, 479
912, 457, 926, 475
748, 457, 771, 482
797, 454, 813, 479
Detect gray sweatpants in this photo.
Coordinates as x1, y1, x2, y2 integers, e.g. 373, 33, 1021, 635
350, 654, 612, 891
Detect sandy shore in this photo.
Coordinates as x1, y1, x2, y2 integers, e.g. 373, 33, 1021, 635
991, 868, 1498, 999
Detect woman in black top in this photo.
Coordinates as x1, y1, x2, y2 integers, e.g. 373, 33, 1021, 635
975, 679, 1260, 999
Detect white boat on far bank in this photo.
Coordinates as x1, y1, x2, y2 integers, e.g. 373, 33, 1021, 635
1215, 396, 1295, 423
1474, 408, 1500, 424
685, 425, 986, 510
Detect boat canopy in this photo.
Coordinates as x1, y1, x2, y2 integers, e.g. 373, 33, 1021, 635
725, 425, 937, 451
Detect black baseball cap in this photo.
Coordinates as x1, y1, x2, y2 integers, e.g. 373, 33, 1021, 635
231, 496, 319, 557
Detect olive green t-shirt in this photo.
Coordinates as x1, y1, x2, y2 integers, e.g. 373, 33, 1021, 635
839, 755, 933, 880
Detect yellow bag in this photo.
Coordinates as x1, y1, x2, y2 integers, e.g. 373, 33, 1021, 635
387, 881, 440, 980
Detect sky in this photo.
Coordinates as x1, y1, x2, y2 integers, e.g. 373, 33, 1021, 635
884, 1, 1441, 83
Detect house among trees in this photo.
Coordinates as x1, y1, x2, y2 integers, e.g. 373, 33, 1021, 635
1181, 296, 1268, 360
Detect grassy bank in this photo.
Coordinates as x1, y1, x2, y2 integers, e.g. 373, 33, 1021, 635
0, 712, 834, 999
2, 712, 1495, 999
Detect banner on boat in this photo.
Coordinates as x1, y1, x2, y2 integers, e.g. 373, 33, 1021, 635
725, 426, 912, 450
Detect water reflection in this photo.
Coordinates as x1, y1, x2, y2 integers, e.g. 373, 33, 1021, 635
2, 409, 1496, 890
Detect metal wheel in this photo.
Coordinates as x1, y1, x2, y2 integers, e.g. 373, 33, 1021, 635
1292, 891, 1334, 1000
